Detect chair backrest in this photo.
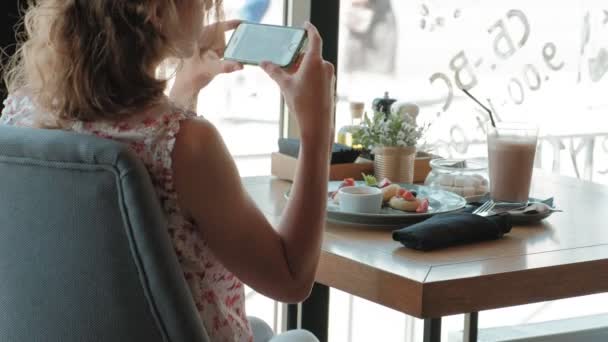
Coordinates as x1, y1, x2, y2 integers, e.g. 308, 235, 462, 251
0, 125, 209, 342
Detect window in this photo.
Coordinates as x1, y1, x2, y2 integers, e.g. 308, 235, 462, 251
328, 1, 608, 340
196, 0, 286, 177
336, 0, 608, 184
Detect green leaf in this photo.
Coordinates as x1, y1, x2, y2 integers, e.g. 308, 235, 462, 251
361, 173, 378, 187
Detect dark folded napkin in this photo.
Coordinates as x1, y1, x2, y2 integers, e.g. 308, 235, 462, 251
392, 213, 512, 251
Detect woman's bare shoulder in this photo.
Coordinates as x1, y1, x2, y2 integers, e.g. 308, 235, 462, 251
175, 116, 222, 149
171, 116, 232, 175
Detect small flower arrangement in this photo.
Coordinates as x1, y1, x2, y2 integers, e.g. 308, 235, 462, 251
353, 110, 426, 150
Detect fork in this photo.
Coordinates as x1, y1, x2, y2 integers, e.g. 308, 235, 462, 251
473, 200, 495, 217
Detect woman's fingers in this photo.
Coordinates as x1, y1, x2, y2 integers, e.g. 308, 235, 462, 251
221, 61, 244, 73
199, 20, 241, 53
302, 22, 323, 63
284, 53, 305, 74
222, 19, 242, 32
323, 61, 335, 77
204, 20, 241, 34
261, 61, 291, 88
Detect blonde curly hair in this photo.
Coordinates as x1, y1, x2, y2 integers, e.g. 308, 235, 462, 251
4, 0, 222, 123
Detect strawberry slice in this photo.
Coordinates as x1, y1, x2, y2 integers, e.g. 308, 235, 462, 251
398, 188, 416, 201
333, 178, 356, 199
378, 178, 392, 188
404, 191, 416, 201
343, 178, 356, 187
416, 199, 430, 213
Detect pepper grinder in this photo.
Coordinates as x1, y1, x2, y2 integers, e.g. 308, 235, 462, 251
372, 91, 397, 117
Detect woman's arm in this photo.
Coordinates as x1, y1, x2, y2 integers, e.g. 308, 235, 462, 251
172, 23, 335, 302
173, 118, 329, 302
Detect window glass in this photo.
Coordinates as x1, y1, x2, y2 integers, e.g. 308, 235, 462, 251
196, 0, 284, 177
337, 0, 608, 183
332, 2, 608, 340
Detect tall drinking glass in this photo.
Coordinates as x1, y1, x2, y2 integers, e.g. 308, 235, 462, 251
487, 122, 539, 204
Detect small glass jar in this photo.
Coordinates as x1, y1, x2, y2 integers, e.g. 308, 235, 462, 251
424, 158, 490, 202
337, 102, 365, 147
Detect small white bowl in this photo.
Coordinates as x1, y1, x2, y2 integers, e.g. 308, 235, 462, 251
338, 186, 383, 214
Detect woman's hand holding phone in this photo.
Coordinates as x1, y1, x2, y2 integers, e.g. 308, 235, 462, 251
170, 20, 244, 110
261, 22, 335, 148
172, 23, 335, 302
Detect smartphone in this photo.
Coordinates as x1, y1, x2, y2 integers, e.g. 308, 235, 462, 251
224, 22, 307, 68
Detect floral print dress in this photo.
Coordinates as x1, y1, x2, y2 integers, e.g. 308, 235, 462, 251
1, 94, 253, 342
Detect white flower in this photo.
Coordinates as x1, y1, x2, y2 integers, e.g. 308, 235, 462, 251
353, 109, 427, 149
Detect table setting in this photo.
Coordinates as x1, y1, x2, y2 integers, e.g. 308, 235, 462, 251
253, 85, 604, 341
281, 89, 563, 252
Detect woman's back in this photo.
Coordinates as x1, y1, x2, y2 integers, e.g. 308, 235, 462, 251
1, 94, 253, 341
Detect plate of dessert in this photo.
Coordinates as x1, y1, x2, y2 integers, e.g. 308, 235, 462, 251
324, 175, 467, 226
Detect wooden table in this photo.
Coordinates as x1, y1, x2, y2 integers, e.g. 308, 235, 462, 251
243, 172, 608, 342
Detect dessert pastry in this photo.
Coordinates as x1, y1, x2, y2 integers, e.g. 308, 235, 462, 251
433, 173, 488, 198
416, 199, 430, 213
388, 189, 430, 213
381, 184, 401, 202
389, 196, 421, 212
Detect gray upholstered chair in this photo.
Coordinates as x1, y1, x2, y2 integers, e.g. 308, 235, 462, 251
0, 125, 209, 342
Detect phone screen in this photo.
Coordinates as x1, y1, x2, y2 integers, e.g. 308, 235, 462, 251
225, 23, 307, 67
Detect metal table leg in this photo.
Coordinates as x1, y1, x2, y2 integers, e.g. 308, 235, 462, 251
464, 312, 479, 342
286, 303, 299, 331
286, 283, 330, 342
423, 317, 442, 342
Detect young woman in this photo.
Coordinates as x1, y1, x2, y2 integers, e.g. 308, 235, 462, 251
2, 1, 334, 341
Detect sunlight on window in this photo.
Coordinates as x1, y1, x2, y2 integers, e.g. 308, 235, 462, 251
196, 0, 284, 177
337, 0, 608, 185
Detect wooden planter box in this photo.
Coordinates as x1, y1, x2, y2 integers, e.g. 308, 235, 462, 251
271, 151, 436, 183
271, 152, 374, 181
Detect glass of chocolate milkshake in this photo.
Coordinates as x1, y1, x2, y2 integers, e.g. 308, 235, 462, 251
487, 122, 539, 204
